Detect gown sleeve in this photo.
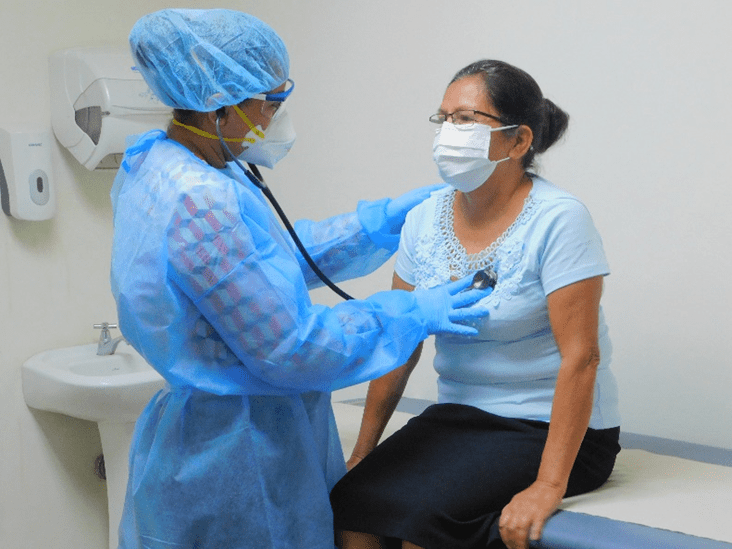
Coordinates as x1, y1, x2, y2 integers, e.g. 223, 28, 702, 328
165, 180, 429, 394
292, 207, 395, 289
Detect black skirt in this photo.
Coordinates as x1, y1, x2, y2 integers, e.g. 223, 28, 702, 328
330, 403, 620, 549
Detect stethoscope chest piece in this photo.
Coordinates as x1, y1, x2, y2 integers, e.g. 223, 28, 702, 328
469, 268, 498, 290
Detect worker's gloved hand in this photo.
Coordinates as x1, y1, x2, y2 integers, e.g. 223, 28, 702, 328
384, 183, 446, 234
412, 274, 492, 336
358, 184, 446, 249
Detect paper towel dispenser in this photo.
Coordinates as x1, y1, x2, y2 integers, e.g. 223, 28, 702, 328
50, 46, 172, 170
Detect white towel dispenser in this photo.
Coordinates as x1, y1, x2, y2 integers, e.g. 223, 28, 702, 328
49, 46, 172, 170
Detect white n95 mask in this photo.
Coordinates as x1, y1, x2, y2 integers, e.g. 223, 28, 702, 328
433, 122, 517, 193
237, 106, 297, 169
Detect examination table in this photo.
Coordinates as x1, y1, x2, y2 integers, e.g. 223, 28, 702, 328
333, 399, 732, 549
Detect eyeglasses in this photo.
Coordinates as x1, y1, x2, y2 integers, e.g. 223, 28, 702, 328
252, 79, 295, 118
428, 109, 510, 127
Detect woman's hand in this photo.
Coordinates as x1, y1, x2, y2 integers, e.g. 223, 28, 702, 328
498, 480, 565, 549
346, 452, 366, 471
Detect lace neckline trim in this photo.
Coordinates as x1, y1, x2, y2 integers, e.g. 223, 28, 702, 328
438, 189, 537, 278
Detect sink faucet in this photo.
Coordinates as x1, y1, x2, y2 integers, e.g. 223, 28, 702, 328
94, 323, 127, 356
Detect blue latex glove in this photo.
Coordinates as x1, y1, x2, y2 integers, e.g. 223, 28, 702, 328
358, 184, 446, 249
412, 274, 493, 336
384, 183, 446, 234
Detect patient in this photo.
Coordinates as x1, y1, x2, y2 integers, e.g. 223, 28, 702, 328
330, 59, 621, 549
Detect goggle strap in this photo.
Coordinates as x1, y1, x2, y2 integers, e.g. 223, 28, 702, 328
251, 79, 295, 102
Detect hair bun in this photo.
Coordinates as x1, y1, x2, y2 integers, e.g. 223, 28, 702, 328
536, 98, 569, 154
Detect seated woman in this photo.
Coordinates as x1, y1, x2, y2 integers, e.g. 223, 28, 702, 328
330, 59, 621, 549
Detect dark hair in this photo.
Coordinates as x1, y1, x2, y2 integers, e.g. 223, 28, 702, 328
450, 60, 569, 169
173, 109, 199, 125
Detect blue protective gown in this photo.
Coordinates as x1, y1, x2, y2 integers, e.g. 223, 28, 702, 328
111, 131, 432, 549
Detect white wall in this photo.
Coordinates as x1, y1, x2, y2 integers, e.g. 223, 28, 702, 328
0, 1, 729, 547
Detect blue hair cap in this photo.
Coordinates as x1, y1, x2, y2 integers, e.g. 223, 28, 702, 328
129, 9, 290, 112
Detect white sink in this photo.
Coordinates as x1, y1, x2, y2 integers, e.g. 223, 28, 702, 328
22, 342, 165, 423
22, 342, 166, 549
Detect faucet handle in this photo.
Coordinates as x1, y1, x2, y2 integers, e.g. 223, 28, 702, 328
93, 323, 118, 344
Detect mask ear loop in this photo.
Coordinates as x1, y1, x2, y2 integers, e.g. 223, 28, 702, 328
215, 110, 355, 301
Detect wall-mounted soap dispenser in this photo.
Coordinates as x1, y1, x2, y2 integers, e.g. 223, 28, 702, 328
0, 128, 55, 221
49, 46, 172, 170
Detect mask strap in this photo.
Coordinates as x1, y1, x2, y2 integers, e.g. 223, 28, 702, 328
172, 103, 267, 144
171, 119, 255, 144
232, 105, 265, 140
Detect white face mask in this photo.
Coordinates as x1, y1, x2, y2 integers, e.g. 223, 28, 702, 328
433, 122, 517, 193
237, 106, 297, 169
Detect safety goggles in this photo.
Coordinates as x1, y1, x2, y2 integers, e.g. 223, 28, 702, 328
251, 79, 295, 117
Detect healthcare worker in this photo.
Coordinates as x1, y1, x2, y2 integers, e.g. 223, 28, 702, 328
110, 9, 492, 549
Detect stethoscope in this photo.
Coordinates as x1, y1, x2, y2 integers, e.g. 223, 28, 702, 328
214, 115, 498, 301
215, 114, 357, 300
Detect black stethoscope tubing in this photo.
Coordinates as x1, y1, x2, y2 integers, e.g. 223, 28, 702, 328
215, 117, 355, 301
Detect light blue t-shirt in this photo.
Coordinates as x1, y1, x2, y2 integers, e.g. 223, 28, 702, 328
395, 177, 620, 429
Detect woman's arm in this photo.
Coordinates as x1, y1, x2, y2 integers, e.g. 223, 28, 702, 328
499, 275, 604, 549
347, 272, 422, 470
